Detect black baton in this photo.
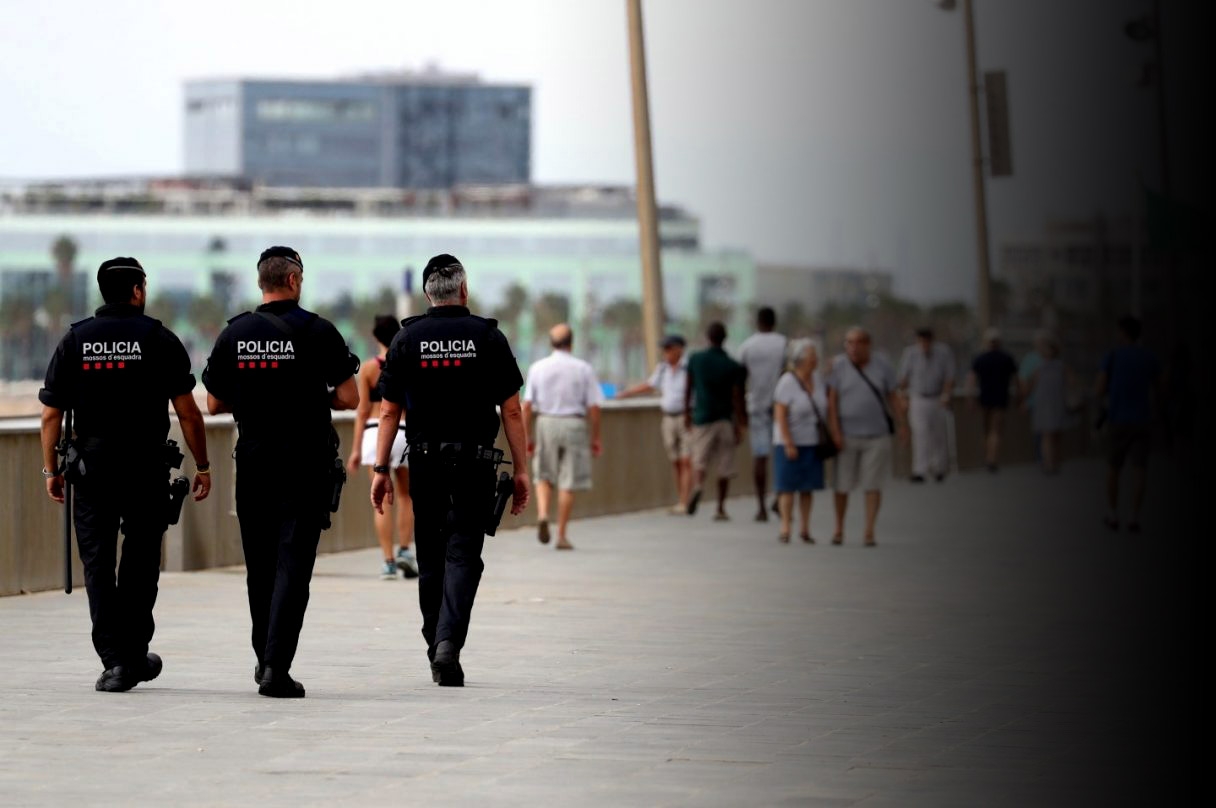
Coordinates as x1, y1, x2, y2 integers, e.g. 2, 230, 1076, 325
62, 409, 73, 595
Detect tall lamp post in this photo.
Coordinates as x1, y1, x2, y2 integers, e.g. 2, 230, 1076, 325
937, 0, 993, 333
626, 0, 666, 371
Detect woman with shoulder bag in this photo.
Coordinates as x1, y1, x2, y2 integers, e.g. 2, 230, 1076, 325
772, 339, 832, 544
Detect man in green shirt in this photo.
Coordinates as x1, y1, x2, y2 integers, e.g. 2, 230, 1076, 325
684, 322, 747, 519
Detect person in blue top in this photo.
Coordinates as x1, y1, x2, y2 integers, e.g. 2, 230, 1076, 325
1095, 316, 1160, 533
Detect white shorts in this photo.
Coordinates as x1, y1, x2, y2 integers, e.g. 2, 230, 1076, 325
361, 423, 409, 469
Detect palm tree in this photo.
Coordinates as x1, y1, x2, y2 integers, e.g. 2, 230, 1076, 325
492, 283, 529, 340
533, 292, 570, 336
601, 298, 645, 380
50, 235, 79, 326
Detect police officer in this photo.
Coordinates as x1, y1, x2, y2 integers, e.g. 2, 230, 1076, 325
202, 246, 360, 698
371, 254, 530, 686
39, 257, 212, 692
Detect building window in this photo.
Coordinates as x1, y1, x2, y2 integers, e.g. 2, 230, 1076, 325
255, 99, 376, 122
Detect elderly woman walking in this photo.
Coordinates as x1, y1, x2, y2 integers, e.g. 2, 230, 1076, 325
772, 339, 829, 543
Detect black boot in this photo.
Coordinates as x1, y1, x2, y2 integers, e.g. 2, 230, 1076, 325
95, 666, 138, 692
431, 640, 464, 687
96, 653, 162, 692
258, 666, 305, 698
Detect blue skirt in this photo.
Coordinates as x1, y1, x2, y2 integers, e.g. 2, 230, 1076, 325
773, 445, 825, 493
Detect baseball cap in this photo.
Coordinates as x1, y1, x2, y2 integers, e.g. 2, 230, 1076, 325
258, 246, 303, 270
422, 253, 464, 288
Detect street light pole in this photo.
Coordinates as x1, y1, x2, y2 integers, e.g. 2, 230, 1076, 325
626, 0, 666, 371
961, 0, 993, 333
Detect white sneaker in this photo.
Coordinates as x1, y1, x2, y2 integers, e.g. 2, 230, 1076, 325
379, 561, 397, 580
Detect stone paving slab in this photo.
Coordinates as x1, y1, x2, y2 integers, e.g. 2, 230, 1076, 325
0, 460, 1185, 806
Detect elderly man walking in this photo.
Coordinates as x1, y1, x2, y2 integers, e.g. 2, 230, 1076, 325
685, 322, 747, 520
523, 323, 604, 550
616, 334, 692, 513
827, 327, 901, 546
897, 327, 956, 483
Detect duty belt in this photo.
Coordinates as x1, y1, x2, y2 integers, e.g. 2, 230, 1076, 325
409, 442, 503, 464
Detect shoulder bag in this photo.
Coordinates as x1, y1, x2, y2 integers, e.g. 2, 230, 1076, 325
850, 360, 895, 435
792, 374, 838, 460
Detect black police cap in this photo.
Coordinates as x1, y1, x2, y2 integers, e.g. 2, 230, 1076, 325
422, 253, 463, 287
258, 246, 303, 270
97, 256, 145, 280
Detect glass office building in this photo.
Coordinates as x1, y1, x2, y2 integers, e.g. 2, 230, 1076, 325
185, 76, 530, 188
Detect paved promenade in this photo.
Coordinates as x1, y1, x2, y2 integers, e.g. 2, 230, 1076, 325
0, 460, 1183, 806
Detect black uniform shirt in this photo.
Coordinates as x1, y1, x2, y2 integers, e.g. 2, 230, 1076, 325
202, 300, 358, 452
379, 306, 523, 447
39, 303, 196, 450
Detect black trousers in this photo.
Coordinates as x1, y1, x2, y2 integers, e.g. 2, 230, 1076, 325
408, 454, 495, 656
235, 455, 328, 672
72, 459, 168, 671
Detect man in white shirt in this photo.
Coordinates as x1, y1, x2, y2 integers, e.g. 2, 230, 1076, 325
522, 323, 604, 549
616, 334, 691, 513
897, 327, 957, 482
737, 307, 787, 521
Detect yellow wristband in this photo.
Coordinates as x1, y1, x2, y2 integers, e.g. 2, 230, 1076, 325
196, 467, 211, 474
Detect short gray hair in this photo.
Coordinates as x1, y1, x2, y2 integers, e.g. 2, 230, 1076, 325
787, 338, 820, 370
424, 262, 467, 304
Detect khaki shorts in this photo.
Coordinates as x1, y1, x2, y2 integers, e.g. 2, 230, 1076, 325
533, 415, 593, 491
691, 420, 738, 480
834, 434, 892, 492
660, 414, 692, 461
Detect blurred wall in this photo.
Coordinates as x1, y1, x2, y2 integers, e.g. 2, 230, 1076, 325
0, 400, 1091, 596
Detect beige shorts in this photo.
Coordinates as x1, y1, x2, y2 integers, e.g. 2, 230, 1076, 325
833, 434, 892, 492
533, 415, 593, 491
660, 414, 692, 461
691, 420, 738, 480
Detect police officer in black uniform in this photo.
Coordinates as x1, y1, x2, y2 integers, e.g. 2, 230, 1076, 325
202, 246, 359, 698
39, 257, 212, 692
371, 254, 531, 686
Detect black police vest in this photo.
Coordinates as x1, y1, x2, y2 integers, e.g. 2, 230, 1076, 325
67, 312, 170, 449
394, 311, 504, 447
219, 308, 334, 453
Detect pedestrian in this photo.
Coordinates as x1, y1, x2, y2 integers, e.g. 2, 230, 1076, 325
1095, 316, 1160, 532
771, 339, 828, 544
1019, 330, 1049, 462
39, 257, 211, 692
616, 334, 692, 513
685, 322, 747, 520
826, 326, 900, 547
966, 327, 1019, 472
897, 327, 956, 482
370, 254, 530, 686
522, 323, 603, 550
203, 246, 360, 698
1022, 333, 1071, 474
738, 306, 787, 521
348, 315, 418, 580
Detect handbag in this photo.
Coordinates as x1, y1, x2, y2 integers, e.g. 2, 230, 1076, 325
792, 374, 838, 460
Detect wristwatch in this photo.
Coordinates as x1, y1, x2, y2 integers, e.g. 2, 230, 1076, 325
372, 464, 390, 474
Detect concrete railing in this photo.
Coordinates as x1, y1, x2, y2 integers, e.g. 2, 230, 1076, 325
0, 399, 1090, 596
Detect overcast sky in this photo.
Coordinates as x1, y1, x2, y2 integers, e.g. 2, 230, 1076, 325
0, 0, 1157, 302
